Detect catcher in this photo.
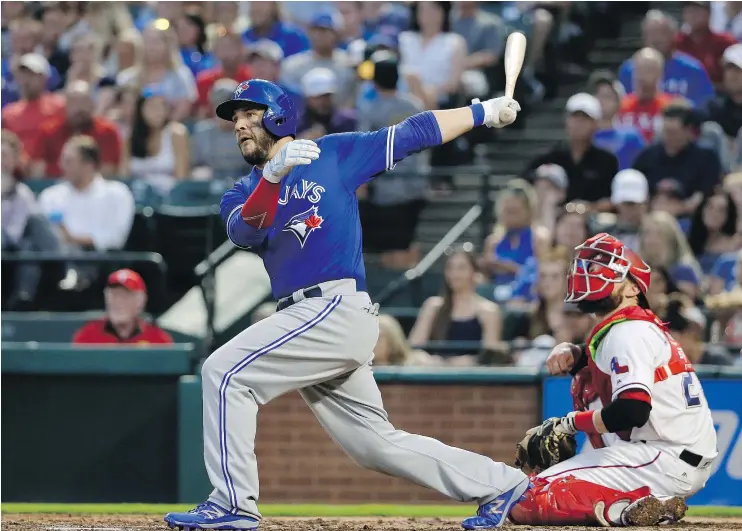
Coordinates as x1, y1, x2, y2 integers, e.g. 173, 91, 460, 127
509, 234, 717, 527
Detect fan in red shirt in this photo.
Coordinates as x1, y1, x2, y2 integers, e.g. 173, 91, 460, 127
28, 80, 122, 178
195, 29, 252, 118
72, 269, 173, 345
675, 1, 737, 85
617, 48, 673, 142
1, 54, 65, 156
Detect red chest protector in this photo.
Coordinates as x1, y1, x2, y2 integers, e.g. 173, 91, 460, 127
574, 306, 695, 448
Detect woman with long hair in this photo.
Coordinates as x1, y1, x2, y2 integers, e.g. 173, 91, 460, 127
176, 13, 215, 76
409, 247, 502, 364
66, 33, 117, 116
525, 247, 572, 342
687, 190, 740, 274
508, 247, 572, 346
639, 210, 704, 298
481, 179, 551, 288
120, 88, 190, 195
508, 207, 591, 308
116, 20, 197, 122
399, 2, 466, 111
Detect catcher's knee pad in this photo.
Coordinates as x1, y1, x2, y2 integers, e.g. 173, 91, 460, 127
510, 476, 651, 526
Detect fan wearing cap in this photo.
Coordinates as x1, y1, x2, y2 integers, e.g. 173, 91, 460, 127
280, 11, 357, 107
589, 70, 646, 171
702, 43, 742, 140
531, 164, 568, 231
1, 53, 65, 154
525, 92, 618, 210
297, 67, 357, 140
675, 1, 737, 86
604, 169, 649, 252
1, 18, 63, 108
72, 269, 173, 344
511, 233, 717, 526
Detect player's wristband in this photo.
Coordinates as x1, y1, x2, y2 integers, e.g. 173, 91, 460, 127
469, 102, 486, 127
573, 410, 598, 433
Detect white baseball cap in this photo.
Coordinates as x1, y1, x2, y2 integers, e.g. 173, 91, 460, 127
17, 53, 51, 77
301, 67, 338, 97
723, 43, 742, 69
534, 164, 568, 190
611, 169, 649, 204
566, 92, 602, 120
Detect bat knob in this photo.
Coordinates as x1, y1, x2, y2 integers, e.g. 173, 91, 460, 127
499, 107, 517, 125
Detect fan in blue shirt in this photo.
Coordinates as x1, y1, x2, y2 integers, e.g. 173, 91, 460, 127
589, 72, 647, 170
242, 3, 310, 58
618, 10, 714, 108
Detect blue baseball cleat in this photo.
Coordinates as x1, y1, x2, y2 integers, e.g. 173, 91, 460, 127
164, 501, 260, 530
461, 479, 532, 529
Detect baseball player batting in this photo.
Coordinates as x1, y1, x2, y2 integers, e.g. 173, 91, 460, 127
164, 79, 527, 530
507, 233, 717, 527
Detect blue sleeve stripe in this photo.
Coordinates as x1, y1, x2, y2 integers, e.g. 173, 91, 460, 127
226, 205, 252, 250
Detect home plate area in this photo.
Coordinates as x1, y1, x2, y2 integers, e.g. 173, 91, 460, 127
3, 514, 742, 531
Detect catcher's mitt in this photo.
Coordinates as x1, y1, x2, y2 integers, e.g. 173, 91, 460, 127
514, 418, 577, 474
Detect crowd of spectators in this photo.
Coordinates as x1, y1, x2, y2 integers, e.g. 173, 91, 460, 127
374, 3, 742, 368
0, 0, 612, 296
1, 2, 740, 365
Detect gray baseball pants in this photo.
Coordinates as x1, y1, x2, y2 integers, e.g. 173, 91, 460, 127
200, 279, 527, 517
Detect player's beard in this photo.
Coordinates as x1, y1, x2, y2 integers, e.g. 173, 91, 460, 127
239, 127, 276, 166
576, 295, 621, 316
575, 284, 633, 316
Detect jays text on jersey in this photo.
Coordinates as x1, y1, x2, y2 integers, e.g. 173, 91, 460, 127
219, 113, 441, 299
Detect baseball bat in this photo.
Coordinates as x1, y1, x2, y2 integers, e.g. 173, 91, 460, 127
499, 32, 527, 124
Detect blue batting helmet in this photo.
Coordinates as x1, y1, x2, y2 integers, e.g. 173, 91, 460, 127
215, 79, 297, 137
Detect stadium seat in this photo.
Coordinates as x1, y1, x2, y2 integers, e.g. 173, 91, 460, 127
163, 179, 230, 208
152, 205, 227, 296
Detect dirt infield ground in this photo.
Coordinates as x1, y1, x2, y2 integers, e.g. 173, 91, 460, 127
3, 514, 742, 531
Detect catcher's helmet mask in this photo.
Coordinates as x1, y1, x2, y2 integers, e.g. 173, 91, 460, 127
215, 79, 297, 138
566, 233, 651, 305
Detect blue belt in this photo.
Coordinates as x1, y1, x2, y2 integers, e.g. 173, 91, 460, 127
276, 286, 323, 311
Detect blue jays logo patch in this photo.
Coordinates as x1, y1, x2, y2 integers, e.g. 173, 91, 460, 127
283, 206, 324, 248
610, 356, 630, 374
233, 81, 250, 98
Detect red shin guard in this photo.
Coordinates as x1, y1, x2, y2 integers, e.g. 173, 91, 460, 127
509, 476, 651, 526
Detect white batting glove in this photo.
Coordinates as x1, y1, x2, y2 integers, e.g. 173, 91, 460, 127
263, 139, 321, 183
472, 96, 521, 128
